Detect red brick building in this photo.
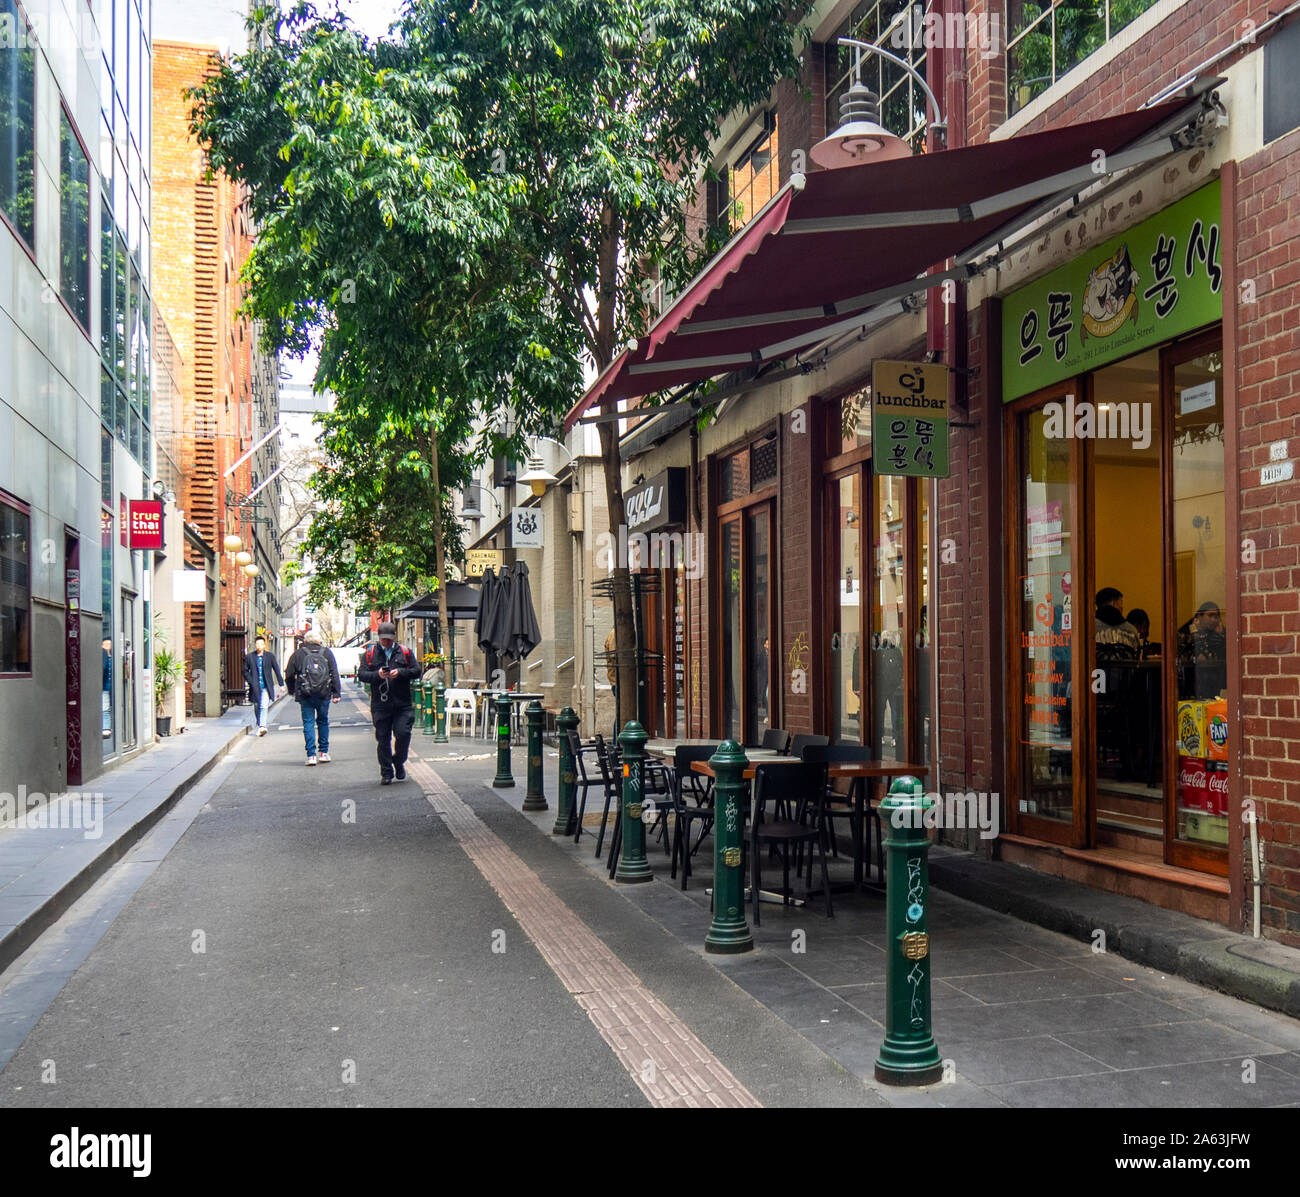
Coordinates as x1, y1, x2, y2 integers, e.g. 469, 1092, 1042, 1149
582, 1, 1300, 943
152, 41, 282, 712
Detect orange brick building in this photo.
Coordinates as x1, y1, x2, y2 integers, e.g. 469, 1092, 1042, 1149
152, 41, 282, 712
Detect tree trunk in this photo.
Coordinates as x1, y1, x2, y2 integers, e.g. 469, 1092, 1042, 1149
430, 429, 451, 679
594, 201, 638, 736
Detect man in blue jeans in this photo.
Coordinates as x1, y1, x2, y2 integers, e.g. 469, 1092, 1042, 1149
285, 631, 342, 765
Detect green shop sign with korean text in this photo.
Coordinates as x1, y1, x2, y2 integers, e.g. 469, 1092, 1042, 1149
1002, 179, 1222, 402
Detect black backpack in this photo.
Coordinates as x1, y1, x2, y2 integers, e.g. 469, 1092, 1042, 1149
298, 648, 332, 699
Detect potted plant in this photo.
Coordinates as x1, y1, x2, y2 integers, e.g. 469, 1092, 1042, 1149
153, 643, 185, 737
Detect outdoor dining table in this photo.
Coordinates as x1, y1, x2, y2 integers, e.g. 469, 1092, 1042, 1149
475, 690, 545, 744
690, 757, 930, 890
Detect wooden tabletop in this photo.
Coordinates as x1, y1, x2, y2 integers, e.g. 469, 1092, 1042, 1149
690, 759, 929, 781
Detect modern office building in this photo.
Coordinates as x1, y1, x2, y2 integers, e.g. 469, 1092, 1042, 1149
1, 0, 156, 790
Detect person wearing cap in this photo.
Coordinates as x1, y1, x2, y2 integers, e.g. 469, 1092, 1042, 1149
357, 621, 421, 784
285, 630, 342, 765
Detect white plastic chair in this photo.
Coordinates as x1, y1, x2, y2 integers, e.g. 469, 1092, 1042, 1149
446, 688, 476, 737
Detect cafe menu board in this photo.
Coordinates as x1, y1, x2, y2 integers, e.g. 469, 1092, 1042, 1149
1021, 569, 1071, 744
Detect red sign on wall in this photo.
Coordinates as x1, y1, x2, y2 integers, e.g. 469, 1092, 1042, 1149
128, 500, 164, 550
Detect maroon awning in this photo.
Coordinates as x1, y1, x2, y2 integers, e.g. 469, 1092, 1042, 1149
564, 90, 1213, 432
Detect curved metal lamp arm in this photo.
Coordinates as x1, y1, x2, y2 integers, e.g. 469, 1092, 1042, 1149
531, 435, 576, 465
836, 36, 946, 135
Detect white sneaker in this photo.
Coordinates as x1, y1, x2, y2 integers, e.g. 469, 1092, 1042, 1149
318, 752, 330, 762
258, 726, 268, 737
306, 756, 317, 766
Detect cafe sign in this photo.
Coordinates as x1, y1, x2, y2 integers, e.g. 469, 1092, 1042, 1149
1003, 179, 1222, 402
464, 548, 503, 578
625, 467, 686, 533
871, 360, 950, 478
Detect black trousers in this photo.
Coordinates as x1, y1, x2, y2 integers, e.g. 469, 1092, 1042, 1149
373, 704, 416, 777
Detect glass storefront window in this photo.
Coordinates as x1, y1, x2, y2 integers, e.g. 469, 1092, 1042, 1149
1171, 348, 1227, 848
720, 520, 741, 740
0, 498, 32, 673
1017, 403, 1075, 825
838, 388, 871, 455
871, 474, 907, 760
745, 508, 771, 745
830, 473, 863, 743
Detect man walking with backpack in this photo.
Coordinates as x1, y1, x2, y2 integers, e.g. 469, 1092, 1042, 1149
286, 630, 341, 765
357, 620, 421, 785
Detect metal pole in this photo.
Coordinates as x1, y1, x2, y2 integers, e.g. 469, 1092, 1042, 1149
614, 720, 652, 883
874, 775, 944, 1086
553, 706, 579, 835
492, 692, 514, 788
523, 699, 547, 811
434, 681, 448, 743
704, 740, 753, 953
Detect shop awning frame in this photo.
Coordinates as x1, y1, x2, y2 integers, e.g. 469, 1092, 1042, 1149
564, 80, 1224, 432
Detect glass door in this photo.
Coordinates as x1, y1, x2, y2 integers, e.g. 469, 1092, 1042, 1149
828, 472, 864, 743
120, 594, 136, 750
1009, 388, 1084, 845
871, 474, 908, 761
719, 517, 742, 741
717, 503, 775, 745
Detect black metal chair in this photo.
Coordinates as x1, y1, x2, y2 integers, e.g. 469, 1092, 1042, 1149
750, 761, 832, 924
593, 736, 623, 859
668, 744, 720, 890
570, 731, 617, 849
803, 743, 880, 880
789, 733, 830, 759
760, 728, 791, 753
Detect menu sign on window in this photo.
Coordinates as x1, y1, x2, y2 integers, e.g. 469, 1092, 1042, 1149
871, 360, 950, 478
1003, 179, 1223, 402
1021, 569, 1071, 744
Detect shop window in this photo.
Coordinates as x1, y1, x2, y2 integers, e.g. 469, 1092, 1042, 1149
100, 423, 112, 507
60, 110, 92, 330
1007, 0, 1159, 116
826, 2, 928, 151
100, 190, 114, 360
0, 495, 32, 674
750, 433, 777, 488
0, 0, 36, 249
837, 387, 872, 455
1264, 19, 1300, 143
729, 112, 779, 228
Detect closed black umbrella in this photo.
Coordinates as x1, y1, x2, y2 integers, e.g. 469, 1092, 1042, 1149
490, 565, 515, 658
474, 568, 498, 654
507, 561, 542, 661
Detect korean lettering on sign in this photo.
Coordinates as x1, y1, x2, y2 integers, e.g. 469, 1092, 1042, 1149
871, 360, 951, 479
1004, 179, 1223, 402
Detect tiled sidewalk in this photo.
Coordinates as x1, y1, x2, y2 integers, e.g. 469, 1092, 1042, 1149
0, 706, 253, 974
458, 750, 1300, 1108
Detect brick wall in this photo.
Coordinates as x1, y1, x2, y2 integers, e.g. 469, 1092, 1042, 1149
1234, 124, 1300, 942
154, 41, 262, 708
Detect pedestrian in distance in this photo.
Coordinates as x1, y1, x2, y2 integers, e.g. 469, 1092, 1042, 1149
286, 630, 341, 765
242, 635, 285, 737
357, 620, 421, 785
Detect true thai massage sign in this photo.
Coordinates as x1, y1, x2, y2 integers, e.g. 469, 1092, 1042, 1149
871, 360, 950, 478
1002, 179, 1223, 402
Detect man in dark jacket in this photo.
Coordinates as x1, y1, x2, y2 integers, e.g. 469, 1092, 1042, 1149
286, 631, 342, 765
357, 620, 421, 785
243, 635, 285, 737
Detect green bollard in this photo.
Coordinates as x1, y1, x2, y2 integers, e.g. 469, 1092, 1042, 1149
523, 699, 547, 811
553, 707, 579, 835
704, 740, 753, 954
874, 776, 943, 1086
434, 682, 448, 743
492, 692, 515, 788
614, 720, 652, 883
421, 681, 434, 735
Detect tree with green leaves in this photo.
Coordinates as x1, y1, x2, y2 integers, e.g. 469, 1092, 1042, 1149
191, 3, 580, 663
392, 0, 813, 719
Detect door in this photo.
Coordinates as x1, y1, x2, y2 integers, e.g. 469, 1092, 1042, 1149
65, 532, 82, 784
716, 502, 776, 744
120, 594, 136, 750
1006, 385, 1085, 846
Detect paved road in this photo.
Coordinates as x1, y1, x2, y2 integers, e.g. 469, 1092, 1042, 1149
0, 691, 874, 1108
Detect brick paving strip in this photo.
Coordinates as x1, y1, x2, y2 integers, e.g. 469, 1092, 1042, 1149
402, 754, 761, 1108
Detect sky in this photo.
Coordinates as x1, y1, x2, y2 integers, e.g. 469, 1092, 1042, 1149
153, 1, 406, 57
